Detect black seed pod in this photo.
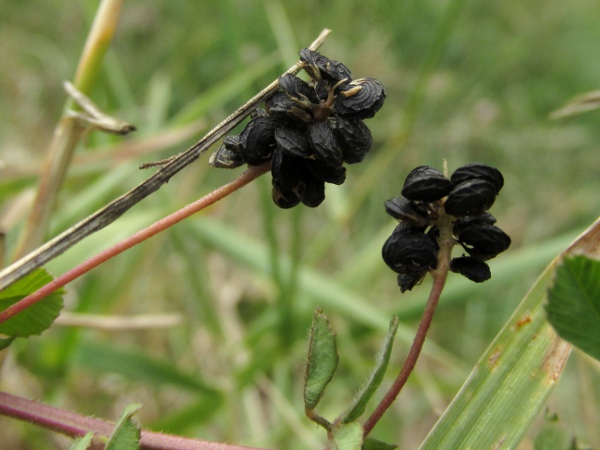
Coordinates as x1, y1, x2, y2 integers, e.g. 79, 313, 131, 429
452, 212, 497, 236
456, 223, 511, 260
271, 147, 303, 191
334, 78, 386, 120
450, 256, 491, 282
397, 272, 427, 293
382, 225, 438, 274
278, 74, 319, 105
274, 126, 312, 159
265, 92, 312, 123
272, 184, 301, 209
401, 166, 453, 202
444, 179, 497, 216
308, 122, 343, 168
328, 116, 373, 164
451, 163, 504, 194
305, 159, 346, 185
300, 174, 326, 207
239, 116, 278, 165
384, 197, 430, 228
209, 135, 245, 169
299, 48, 352, 85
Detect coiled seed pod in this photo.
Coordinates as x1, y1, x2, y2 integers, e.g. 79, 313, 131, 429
265, 92, 312, 123
300, 173, 326, 207
456, 223, 511, 260
271, 147, 303, 191
401, 166, 453, 202
274, 126, 312, 159
328, 116, 373, 164
309, 122, 342, 168
278, 74, 319, 105
384, 197, 430, 228
450, 256, 491, 282
451, 163, 504, 194
239, 116, 278, 165
335, 78, 386, 120
272, 184, 301, 209
452, 212, 497, 236
444, 179, 497, 216
305, 159, 346, 185
382, 224, 438, 274
209, 135, 245, 169
299, 48, 352, 85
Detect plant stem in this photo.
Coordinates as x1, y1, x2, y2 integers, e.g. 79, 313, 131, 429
0, 164, 269, 326
0, 28, 331, 292
0, 391, 266, 450
362, 212, 455, 437
14, 0, 124, 259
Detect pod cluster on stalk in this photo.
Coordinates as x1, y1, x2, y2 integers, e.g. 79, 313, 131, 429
382, 163, 511, 292
209, 48, 386, 208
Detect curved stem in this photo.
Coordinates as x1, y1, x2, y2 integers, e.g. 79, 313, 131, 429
362, 212, 455, 437
0, 164, 269, 326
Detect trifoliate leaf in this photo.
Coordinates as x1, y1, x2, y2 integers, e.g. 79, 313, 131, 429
546, 255, 600, 361
105, 403, 141, 450
70, 432, 94, 450
0, 268, 63, 337
340, 316, 399, 423
330, 422, 363, 450
304, 308, 339, 410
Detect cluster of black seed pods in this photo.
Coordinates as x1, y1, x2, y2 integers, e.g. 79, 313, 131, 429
382, 163, 511, 292
209, 48, 386, 208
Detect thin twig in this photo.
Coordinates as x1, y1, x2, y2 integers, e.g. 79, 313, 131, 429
362, 211, 455, 436
0, 391, 266, 450
0, 28, 331, 292
54, 312, 182, 330
0, 164, 270, 325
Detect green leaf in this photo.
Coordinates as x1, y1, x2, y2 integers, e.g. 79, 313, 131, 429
363, 437, 398, 450
546, 255, 600, 361
304, 308, 339, 410
340, 316, 399, 423
0, 268, 63, 337
105, 403, 141, 450
419, 257, 572, 449
330, 422, 363, 450
70, 432, 94, 450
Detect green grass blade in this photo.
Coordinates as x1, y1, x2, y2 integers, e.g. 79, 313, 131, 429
419, 259, 572, 449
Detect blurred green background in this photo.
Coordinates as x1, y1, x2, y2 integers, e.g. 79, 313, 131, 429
1, 0, 600, 448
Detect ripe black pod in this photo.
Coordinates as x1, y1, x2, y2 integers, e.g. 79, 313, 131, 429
450, 256, 491, 282
299, 48, 352, 85
309, 122, 343, 168
275, 126, 312, 159
456, 223, 511, 260
335, 78, 386, 120
384, 197, 430, 228
209, 135, 245, 169
278, 74, 319, 105
382, 225, 438, 274
265, 92, 312, 124
401, 166, 453, 202
451, 163, 504, 194
397, 272, 426, 293
328, 116, 373, 164
239, 116, 278, 165
444, 179, 497, 216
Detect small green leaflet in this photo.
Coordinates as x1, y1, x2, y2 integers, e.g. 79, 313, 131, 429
340, 316, 399, 424
105, 403, 142, 450
546, 255, 600, 361
330, 422, 363, 450
0, 268, 63, 338
70, 432, 94, 450
304, 308, 339, 410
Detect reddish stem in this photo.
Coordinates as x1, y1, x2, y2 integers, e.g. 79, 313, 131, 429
0, 163, 270, 325
0, 391, 265, 450
362, 211, 455, 437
